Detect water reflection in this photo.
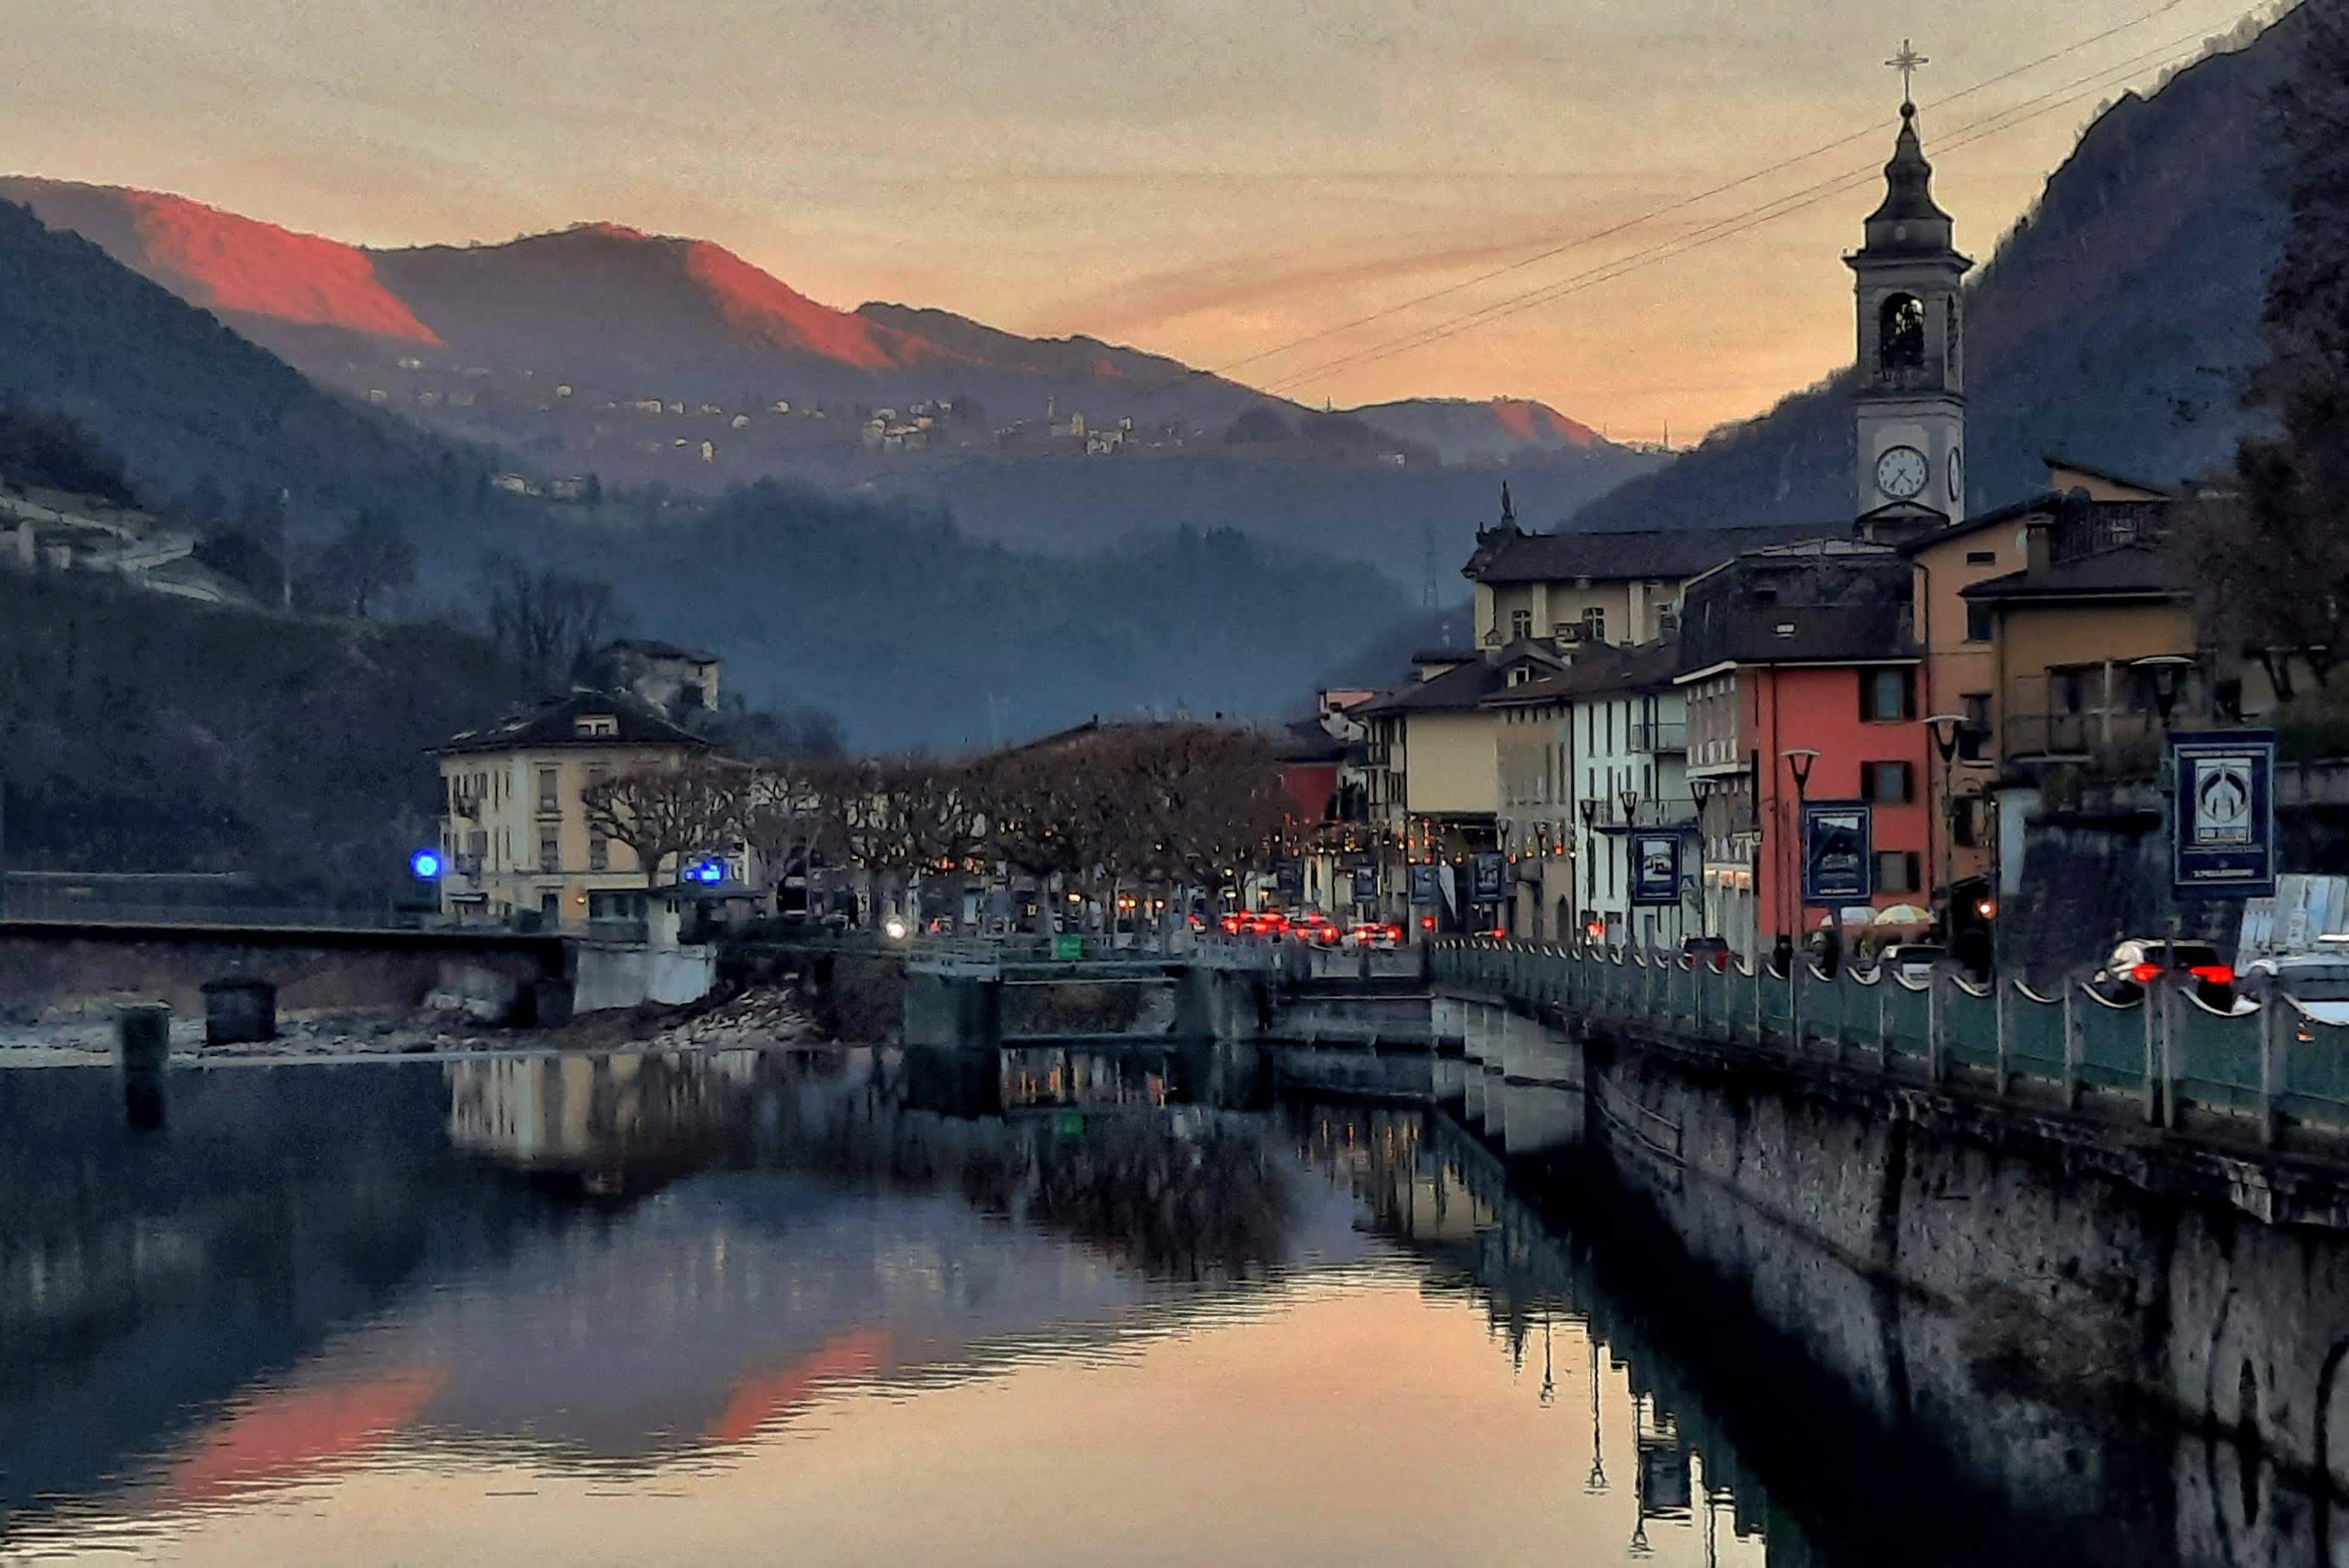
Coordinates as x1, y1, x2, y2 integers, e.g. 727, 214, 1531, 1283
0, 1048, 2319, 1565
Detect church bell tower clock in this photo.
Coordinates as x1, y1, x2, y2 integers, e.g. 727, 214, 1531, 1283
1849, 42, 1971, 528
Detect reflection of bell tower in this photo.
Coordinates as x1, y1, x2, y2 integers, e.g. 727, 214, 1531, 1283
1848, 43, 1971, 530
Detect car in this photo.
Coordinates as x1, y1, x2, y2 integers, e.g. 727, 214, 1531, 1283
1877, 943, 1946, 986
1679, 935, 1734, 972
2090, 939, 2236, 1011
1348, 921, 1405, 949
2239, 955, 2349, 1027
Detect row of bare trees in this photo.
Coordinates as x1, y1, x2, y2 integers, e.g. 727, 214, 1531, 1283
579, 722, 1298, 932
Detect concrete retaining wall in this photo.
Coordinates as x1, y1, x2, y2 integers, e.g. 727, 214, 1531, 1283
570, 943, 716, 1015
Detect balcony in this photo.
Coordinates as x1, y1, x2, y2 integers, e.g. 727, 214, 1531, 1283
1628, 719, 1686, 755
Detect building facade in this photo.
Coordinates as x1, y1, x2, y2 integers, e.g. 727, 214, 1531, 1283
434, 692, 713, 932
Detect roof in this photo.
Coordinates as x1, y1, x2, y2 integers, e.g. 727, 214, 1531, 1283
2042, 454, 2172, 497
1465, 522, 1826, 586
1960, 543, 2191, 603
1483, 638, 1683, 708
1357, 659, 1505, 717
1275, 716, 1350, 764
604, 637, 718, 664
433, 689, 712, 756
1676, 604, 1919, 673
1895, 492, 2061, 556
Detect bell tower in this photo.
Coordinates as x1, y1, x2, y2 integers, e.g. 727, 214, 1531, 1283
1848, 43, 1972, 530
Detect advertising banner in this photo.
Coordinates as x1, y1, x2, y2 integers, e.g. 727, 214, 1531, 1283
2171, 730, 2277, 898
1408, 864, 1438, 906
1630, 831, 1683, 908
1800, 801, 1873, 904
1352, 863, 1380, 902
1470, 852, 1505, 902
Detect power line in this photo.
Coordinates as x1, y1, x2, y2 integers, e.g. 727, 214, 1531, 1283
1251, 19, 2238, 402
1194, 0, 2199, 385
1114, 0, 2255, 431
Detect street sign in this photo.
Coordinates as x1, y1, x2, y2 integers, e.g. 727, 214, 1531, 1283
1630, 830, 1682, 907
2171, 730, 2277, 898
1800, 801, 1873, 904
1470, 852, 1505, 902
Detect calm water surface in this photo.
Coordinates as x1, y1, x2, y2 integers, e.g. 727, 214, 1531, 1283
0, 1046, 2255, 1565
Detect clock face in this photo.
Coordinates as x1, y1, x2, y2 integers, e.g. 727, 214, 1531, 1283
1876, 444, 1929, 500
1947, 447, 1964, 505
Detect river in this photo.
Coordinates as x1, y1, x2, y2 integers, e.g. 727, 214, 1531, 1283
0, 1044, 2306, 1565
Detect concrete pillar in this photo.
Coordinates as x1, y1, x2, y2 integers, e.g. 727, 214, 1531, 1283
117, 1003, 169, 1130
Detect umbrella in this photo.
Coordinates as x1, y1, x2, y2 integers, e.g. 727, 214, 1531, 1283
1872, 904, 1933, 926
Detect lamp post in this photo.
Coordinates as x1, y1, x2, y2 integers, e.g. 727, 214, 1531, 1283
1618, 784, 1643, 948
1779, 749, 1819, 960
1924, 712, 1965, 928
1578, 796, 1600, 944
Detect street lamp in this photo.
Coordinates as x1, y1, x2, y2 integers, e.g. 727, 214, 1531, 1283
1780, 749, 1819, 958
2131, 654, 2196, 729
1924, 712, 1966, 922
1618, 784, 1643, 947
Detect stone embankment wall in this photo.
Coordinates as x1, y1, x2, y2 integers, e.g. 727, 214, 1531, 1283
1581, 1019, 2349, 1513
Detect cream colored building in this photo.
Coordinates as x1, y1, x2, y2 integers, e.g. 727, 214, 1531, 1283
1462, 508, 1818, 653
433, 691, 712, 932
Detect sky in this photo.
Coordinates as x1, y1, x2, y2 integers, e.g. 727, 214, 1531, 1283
0, 0, 2280, 441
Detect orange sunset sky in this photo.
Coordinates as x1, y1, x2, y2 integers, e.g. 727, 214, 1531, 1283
1, 0, 2273, 440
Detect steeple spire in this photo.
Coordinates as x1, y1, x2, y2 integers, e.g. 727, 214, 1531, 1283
1858, 48, 1955, 255
1498, 480, 1515, 529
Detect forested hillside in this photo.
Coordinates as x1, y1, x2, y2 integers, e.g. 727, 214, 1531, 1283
1576, 12, 2295, 527
0, 569, 525, 892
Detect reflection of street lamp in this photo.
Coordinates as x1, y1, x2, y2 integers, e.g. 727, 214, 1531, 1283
1780, 749, 1820, 953
1585, 1336, 1607, 1494
1578, 796, 1600, 923
1924, 712, 1966, 920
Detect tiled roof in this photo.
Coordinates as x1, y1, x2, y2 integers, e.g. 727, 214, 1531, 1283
433, 689, 712, 755
1467, 523, 1828, 585
1357, 659, 1506, 716
1483, 638, 1683, 706
1960, 543, 2191, 602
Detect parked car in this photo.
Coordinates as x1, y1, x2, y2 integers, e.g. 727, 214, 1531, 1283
1680, 935, 1734, 972
1877, 943, 1946, 986
2090, 939, 2236, 1011
2239, 955, 2349, 1027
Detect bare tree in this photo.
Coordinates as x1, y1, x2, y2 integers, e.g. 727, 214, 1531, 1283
580, 759, 742, 890
479, 552, 628, 695
299, 510, 416, 619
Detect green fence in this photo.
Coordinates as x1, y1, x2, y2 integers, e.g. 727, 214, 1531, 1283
1431, 938, 2349, 1137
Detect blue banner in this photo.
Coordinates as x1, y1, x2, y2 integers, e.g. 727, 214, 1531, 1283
1800, 801, 1873, 904
2172, 730, 2277, 898
1470, 852, 1505, 902
1276, 862, 1304, 899
1630, 831, 1683, 908
1408, 864, 1438, 906
1352, 863, 1379, 901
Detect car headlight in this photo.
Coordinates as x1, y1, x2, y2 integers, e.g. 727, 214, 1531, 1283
882, 915, 909, 941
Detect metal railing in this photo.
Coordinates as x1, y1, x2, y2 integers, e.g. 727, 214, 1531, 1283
1628, 719, 1687, 755
1434, 938, 2349, 1142
0, 891, 431, 932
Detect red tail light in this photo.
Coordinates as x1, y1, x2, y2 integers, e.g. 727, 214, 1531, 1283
2131, 962, 2161, 984
1385, 925, 1403, 940
1419, 915, 1436, 931
2191, 965, 2233, 985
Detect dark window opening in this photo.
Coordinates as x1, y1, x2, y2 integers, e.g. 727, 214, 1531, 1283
1862, 668, 1916, 722
1865, 761, 1914, 804
1874, 851, 1922, 894
1880, 294, 1927, 372
1964, 603, 1993, 643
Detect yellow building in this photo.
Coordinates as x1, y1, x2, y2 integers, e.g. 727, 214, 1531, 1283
433, 690, 713, 932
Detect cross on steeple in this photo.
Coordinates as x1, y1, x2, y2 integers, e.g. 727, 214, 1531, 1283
1885, 38, 1929, 106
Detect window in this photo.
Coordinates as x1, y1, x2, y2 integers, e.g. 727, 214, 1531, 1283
539, 832, 561, 873
1964, 602, 1993, 643
1582, 606, 1607, 645
537, 767, 560, 813
1510, 608, 1533, 641
1879, 294, 1925, 372
1953, 799, 1979, 848
1960, 693, 1991, 761
1865, 761, 1914, 804
540, 889, 562, 921
573, 714, 618, 738
589, 833, 609, 872
1874, 851, 1922, 893
1964, 550, 1996, 566
1605, 704, 1615, 750
1861, 668, 1915, 722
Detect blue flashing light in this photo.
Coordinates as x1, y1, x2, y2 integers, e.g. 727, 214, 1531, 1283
687, 858, 726, 886
409, 848, 444, 881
